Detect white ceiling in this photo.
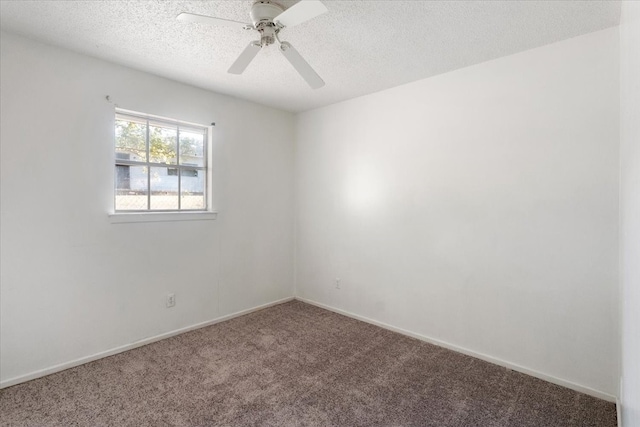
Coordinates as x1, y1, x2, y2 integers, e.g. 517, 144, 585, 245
0, 1, 621, 112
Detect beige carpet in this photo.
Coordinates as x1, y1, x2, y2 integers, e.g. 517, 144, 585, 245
0, 300, 616, 426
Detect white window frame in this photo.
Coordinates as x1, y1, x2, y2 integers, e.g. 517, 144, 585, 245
109, 108, 216, 223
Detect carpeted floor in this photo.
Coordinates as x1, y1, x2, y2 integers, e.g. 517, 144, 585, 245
0, 300, 616, 426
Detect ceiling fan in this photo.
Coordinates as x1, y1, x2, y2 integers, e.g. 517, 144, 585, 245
177, 0, 328, 89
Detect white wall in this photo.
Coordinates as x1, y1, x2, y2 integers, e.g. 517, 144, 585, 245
295, 28, 620, 397
620, 1, 640, 425
0, 32, 294, 385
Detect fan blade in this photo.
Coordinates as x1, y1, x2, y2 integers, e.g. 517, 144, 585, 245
279, 42, 324, 89
228, 42, 262, 74
274, 0, 328, 28
177, 12, 252, 30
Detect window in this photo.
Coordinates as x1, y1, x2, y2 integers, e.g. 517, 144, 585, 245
114, 110, 208, 212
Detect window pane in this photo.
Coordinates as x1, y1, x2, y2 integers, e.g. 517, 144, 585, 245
115, 118, 147, 162
114, 110, 209, 213
115, 165, 148, 210
179, 129, 205, 167
181, 168, 205, 210
149, 121, 177, 165
150, 166, 178, 210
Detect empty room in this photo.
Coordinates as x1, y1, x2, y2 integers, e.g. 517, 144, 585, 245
0, 0, 638, 426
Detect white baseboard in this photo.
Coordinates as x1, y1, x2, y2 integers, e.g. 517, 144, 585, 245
617, 397, 622, 427
296, 297, 617, 403
0, 297, 294, 389
2, 295, 618, 406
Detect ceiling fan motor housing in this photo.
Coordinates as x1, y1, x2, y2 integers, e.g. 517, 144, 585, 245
251, 1, 284, 46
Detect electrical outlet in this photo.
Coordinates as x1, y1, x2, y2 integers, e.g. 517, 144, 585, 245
166, 293, 176, 308
335, 278, 341, 289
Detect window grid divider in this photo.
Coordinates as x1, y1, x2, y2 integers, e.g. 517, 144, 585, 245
114, 159, 205, 169
177, 125, 181, 210
146, 118, 151, 210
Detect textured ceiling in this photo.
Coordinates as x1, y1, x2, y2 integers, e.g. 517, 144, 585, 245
0, 1, 621, 112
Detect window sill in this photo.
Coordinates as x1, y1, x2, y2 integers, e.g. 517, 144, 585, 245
109, 211, 218, 224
